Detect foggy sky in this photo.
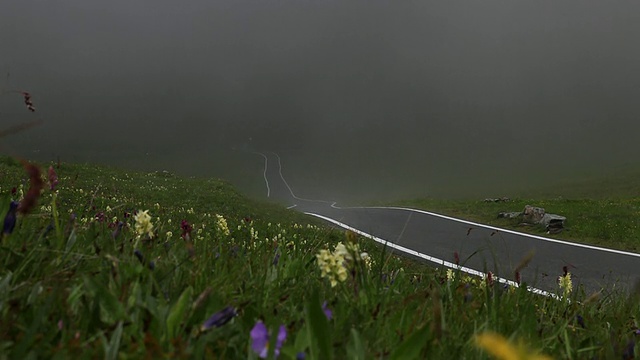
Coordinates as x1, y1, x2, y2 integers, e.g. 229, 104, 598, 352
1, 1, 640, 201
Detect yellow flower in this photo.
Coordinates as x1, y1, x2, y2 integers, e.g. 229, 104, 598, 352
215, 214, 230, 237
475, 332, 552, 360
558, 273, 572, 298
316, 248, 348, 287
446, 268, 455, 281
134, 210, 154, 238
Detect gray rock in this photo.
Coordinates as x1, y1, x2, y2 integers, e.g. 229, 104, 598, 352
497, 211, 522, 219
499, 204, 566, 230
523, 205, 546, 224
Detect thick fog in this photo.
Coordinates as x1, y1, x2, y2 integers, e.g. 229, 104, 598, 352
1, 1, 639, 202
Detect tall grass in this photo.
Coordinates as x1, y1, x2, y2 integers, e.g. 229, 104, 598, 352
0, 157, 638, 359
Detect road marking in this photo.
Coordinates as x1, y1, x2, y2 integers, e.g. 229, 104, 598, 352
266, 152, 634, 297
330, 205, 640, 258
253, 152, 270, 198
273, 153, 335, 205
286, 204, 297, 209
305, 211, 559, 299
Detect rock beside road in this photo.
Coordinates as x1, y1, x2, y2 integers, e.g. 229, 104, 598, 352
498, 205, 566, 233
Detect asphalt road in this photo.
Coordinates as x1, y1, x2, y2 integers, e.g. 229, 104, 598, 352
257, 152, 640, 295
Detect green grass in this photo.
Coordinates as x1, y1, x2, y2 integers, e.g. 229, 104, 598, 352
0, 156, 639, 359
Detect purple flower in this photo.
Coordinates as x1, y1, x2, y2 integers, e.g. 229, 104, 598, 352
181, 220, 192, 240
296, 352, 306, 360
623, 339, 636, 360
250, 321, 286, 358
322, 301, 333, 320
576, 314, 585, 328
3, 201, 18, 235
48, 166, 58, 191
272, 252, 281, 266
201, 306, 236, 331
95, 212, 106, 223
134, 249, 144, 263
112, 221, 124, 239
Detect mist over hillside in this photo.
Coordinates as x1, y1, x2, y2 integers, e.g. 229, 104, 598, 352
2, 1, 639, 202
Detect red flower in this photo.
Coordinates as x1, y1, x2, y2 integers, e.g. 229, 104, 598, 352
181, 220, 192, 240
48, 166, 58, 191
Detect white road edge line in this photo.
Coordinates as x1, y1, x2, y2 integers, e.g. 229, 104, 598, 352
305, 212, 560, 300
286, 204, 297, 209
330, 205, 640, 258
253, 152, 270, 198
273, 153, 334, 204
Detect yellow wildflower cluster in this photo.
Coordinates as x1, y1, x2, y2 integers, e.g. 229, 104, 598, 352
316, 242, 371, 287
446, 268, 456, 282
475, 331, 552, 360
215, 214, 230, 237
558, 272, 573, 298
360, 252, 372, 269
316, 247, 349, 288
134, 210, 154, 238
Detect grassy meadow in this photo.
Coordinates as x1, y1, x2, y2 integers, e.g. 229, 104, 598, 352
0, 156, 639, 359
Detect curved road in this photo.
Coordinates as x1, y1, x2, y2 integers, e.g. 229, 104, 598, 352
256, 152, 640, 295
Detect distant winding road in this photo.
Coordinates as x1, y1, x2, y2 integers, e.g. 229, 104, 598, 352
253, 152, 640, 295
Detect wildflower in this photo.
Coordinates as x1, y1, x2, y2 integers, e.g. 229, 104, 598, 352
166, 231, 173, 239
272, 251, 280, 266
3, 201, 19, 235
201, 306, 236, 331
181, 220, 192, 240
475, 331, 552, 360
111, 221, 124, 239
360, 252, 372, 269
322, 301, 333, 320
623, 339, 636, 360
18, 160, 43, 215
486, 271, 494, 287
576, 315, 585, 328
316, 248, 348, 287
134, 210, 154, 238
48, 166, 58, 190
558, 272, 573, 297
95, 212, 106, 223
296, 353, 306, 360
446, 268, 456, 282
134, 249, 144, 264
215, 214, 230, 236
250, 321, 287, 358
334, 242, 354, 261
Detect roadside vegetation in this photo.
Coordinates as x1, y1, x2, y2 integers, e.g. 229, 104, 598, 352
396, 170, 640, 253
0, 156, 638, 359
